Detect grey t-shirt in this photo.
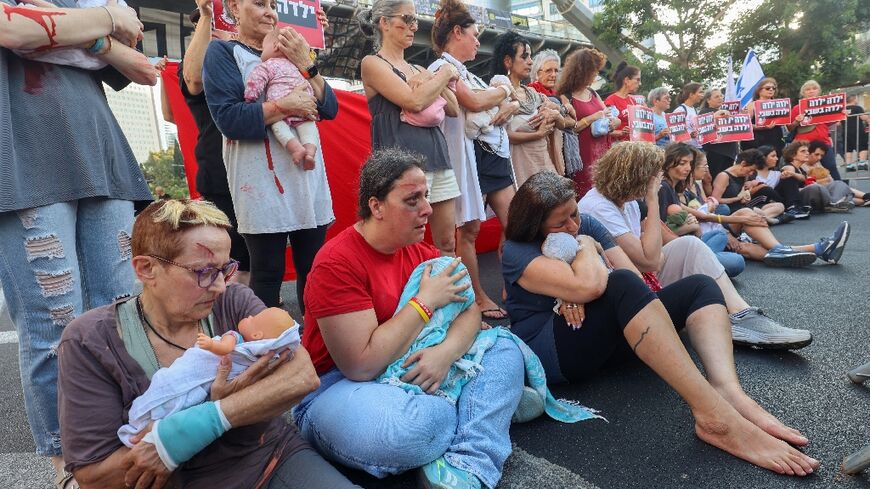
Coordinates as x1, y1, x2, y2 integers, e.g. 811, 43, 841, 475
0, 0, 152, 212
57, 284, 307, 488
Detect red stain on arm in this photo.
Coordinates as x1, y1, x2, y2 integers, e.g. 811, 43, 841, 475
3, 4, 66, 51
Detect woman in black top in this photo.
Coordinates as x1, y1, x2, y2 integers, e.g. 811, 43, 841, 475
711, 149, 790, 224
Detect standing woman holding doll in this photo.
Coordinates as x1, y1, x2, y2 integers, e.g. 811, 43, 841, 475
429, 0, 520, 319
359, 0, 461, 256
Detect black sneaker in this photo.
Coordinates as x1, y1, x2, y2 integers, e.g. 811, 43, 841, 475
774, 213, 795, 225
818, 221, 850, 264
785, 206, 810, 219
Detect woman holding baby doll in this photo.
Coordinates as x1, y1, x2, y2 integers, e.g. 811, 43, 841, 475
0, 2, 156, 486
502, 171, 820, 477
203, 0, 338, 311
57, 199, 358, 489
298, 148, 527, 489
493, 31, 574, 188
359, 0, 461, 257
429, 0, 521, 320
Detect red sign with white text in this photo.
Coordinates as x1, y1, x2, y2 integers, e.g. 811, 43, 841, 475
628, 105, 655, 143
697, 112, 717, 145
754, 98, 792, 126
715, 114, 754, 143
666, 112, 690, 142
720, 100, 741, 114
213, 0, 324, 48
798, 93, 847, 126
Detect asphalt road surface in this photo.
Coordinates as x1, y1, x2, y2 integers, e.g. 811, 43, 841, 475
1, 205, 869, 489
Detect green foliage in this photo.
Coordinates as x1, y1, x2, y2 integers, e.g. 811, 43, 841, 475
139, 141, 191, 200
592, 0, 870, 100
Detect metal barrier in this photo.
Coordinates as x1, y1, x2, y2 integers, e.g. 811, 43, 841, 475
830, 110, 870, 180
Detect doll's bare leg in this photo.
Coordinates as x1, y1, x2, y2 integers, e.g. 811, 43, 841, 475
196, 332, 238, 355
271, 121, 306, 166
297, 121, 320, 171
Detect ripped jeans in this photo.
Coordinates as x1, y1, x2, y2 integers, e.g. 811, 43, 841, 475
0, 198, 136, 456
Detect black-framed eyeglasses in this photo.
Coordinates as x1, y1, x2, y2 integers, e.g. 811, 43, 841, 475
148, 255, 239, 288
389, 14, 418, 26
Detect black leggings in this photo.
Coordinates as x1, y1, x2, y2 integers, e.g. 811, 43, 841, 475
554, 270, 725, 381
201, 193, 251, 271
774, 177, 802, 208
244, 225, 328, 312
745, 185, 785, 208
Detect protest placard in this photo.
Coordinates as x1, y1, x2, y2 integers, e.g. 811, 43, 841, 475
754, 98, 792, 126
213, 0, 324, 48
798, 93, 847, 126
720, 100, 741, 114
697, 112, 717, 145
631, 95, 647, 106
714, 114, 754, 143
628, 106, 655, 143
666, 112, 690, 142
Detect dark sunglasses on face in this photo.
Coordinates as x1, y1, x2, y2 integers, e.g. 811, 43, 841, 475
390, 14, 418, 26
762, 85, 776, 90
148, 255, 240, 288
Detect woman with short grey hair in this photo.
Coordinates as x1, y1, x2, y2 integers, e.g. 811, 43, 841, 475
648, 87, 672, 147
530, 49, 560, 85
358, 0, 462, 257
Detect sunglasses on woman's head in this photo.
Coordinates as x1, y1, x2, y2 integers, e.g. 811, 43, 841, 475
390, 14, 418, 26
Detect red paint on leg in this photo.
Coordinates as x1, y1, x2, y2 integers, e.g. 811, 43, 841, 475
263, 138, 285, 194
3, 4, 66, 51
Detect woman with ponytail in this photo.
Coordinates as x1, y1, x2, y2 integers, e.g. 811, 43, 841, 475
429, 0, 521, 320
603, 61, 640, 141
358, 0, 462, 257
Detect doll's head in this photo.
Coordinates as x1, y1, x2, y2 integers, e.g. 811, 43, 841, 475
261, 30, 285, 62
542, 232, 580, 263
666, 204, 683, 215
238, 307, 296, 341
807, 166, 830, 181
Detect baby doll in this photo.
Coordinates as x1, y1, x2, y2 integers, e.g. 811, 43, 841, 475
117, 307, 300, 448
245, 30, 319, 170
807, 166, 832, 185
399, 69, 456, 128
541, 232, 585, 314
464, 75, 512, 139
664, 203, 693, 234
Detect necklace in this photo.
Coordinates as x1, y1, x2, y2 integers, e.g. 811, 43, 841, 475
136, 296, 197, 352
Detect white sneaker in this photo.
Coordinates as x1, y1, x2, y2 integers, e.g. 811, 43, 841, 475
730, 308, 813, 350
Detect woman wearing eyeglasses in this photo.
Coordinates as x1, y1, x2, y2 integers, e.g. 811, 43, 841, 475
743, 77, 785, 157
358, 0, 461, 257
57, 200, 359, 489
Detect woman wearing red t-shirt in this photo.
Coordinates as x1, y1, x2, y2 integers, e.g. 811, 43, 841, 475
788, 80, 841, 180
296, 148, 526, 489
603, 62, 641, 142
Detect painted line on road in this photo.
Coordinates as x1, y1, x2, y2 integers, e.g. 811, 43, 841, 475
0, 331, 18, 345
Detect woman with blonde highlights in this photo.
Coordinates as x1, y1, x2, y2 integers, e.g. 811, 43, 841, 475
58, 199, 357, 488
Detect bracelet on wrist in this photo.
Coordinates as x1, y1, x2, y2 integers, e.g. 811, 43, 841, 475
408, 297, 431, 323
100, 5, 116, 35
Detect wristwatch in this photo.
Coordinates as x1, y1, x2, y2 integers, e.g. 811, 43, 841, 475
302, 64, 319, 80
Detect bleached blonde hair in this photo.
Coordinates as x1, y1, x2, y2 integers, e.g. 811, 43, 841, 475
132, 199, 231, 259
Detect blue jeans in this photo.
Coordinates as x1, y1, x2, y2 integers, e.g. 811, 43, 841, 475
700, 229, 745, 278
0, 198, 136, 456
294, 337, 524, 489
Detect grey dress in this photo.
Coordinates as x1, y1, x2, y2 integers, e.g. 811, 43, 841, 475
367, 55, 451, 173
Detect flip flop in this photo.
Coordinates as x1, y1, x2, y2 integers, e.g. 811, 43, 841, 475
481, 307, 508, 320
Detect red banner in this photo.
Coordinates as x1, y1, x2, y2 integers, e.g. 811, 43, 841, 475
665, 112, 690, 142
627, 105, 655, 143
720, 100, 741, 114
630, 94, 647, 106
213, 0, 324, 48
160, 61, 501, 280
754, 98, 791, 126
798, 92, 847, 126
697, 112, 717, 145
714, 114, 754, 143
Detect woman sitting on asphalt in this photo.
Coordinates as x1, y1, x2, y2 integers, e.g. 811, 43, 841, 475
58, 200, 358, 489
753, 145, 811, 219
296, 149, 528, 489
579, 142, 817, 351
663, 143, 849, 268
502, 171, 819, 477
711, 149, 790, 225
805, 141, 869, 207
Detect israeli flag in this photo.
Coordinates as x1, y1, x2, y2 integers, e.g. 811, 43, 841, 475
735, 49, 765, 109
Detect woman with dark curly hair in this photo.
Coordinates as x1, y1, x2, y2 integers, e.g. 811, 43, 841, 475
492, 31, 570, 187
555, 48, 620, 197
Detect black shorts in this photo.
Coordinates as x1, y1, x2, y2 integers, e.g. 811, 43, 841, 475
473, 140, 514, 195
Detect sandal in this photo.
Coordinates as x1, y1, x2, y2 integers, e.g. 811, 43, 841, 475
55, 471, 80, 489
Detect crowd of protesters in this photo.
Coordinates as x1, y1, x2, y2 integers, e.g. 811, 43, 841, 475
3, 0, 866, 487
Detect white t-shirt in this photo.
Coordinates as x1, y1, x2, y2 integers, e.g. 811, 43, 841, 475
756, 170, 781, 188
578, 188, 642, 238
674, 104, 701, 148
